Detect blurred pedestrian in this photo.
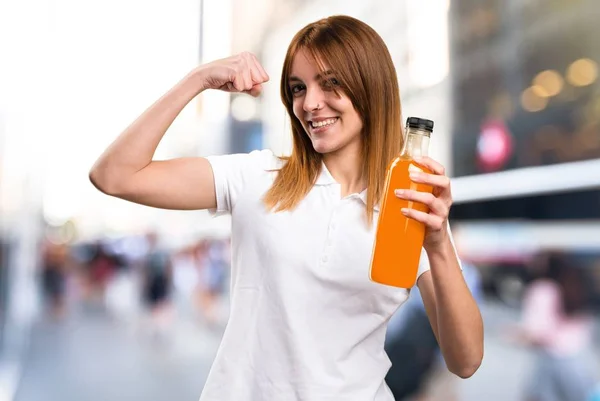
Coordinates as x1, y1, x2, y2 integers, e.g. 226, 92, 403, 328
86, 242, 118, 307
508, 252, 596, 401
40, 238, 70, 319
141, 232, 173, 340
198, 239, 229, 326
171, 244, 201, 317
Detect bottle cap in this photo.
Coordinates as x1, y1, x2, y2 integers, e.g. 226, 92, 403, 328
406, 117, 434, 132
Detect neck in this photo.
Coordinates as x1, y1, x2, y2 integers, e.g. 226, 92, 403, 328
322, 142, 365, 197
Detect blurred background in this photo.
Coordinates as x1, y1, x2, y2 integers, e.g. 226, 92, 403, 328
1, 0, 599, 400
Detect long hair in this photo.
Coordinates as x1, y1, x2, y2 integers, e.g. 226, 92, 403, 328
263, 15, 404, 224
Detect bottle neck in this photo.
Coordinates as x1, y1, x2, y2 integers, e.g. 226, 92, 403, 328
400, 128, 431, 158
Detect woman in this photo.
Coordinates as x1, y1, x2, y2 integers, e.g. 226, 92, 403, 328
90, 15, 483, 401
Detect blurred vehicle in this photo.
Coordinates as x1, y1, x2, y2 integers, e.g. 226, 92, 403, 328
451, 220, 600, 309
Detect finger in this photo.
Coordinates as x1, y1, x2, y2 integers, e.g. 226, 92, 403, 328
401, 208, 445, 231
395, 189, 448, 216
232, 74, 245, 92
413, 156, 445, 176
241, 66, 253, 91
409, 171, 451, 191
250, 54, 270, 82
248, 62, 264, 87
220, 82, 236, 92
246, 54, 268, 84
246, 83, 263, 97
233, 57, 252, 92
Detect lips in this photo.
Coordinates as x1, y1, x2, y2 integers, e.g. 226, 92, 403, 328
308, 117, 339, 129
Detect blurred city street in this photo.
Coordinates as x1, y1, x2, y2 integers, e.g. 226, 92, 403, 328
9, 297, 600, 401
14, 307, 223, 401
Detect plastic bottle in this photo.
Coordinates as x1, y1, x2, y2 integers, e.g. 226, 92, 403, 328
370, 117, 434, 288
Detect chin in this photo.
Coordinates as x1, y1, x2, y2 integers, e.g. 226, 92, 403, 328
311, 140, 339, 154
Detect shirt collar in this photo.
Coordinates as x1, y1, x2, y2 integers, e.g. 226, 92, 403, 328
315, 163, 379, 211
359, 191, 380, 212
314, 162, 337, 186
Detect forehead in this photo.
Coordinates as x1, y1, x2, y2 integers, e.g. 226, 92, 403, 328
289, 48, 330, 79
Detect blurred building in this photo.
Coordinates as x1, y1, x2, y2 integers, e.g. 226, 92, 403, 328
447, 0, 600, 305
0, 0, 46, 367
0, 94, 42, 390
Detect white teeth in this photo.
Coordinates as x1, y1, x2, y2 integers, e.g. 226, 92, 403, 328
311, 118, 338, 128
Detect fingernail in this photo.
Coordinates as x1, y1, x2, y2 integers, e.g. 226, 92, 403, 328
409, 172, 420, 180
395, 189, 404, 196
401, 208, 409, 215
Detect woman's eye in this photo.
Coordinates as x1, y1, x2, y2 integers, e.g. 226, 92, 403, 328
322, 78, 340, 89
291, 84, 305, 95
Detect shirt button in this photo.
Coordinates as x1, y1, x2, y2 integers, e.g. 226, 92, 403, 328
322, 255, 328, 263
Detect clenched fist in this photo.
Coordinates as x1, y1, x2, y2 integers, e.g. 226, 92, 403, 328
197, 52, 269, 97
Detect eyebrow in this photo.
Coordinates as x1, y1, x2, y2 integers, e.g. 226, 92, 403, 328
288, 69, 336, 83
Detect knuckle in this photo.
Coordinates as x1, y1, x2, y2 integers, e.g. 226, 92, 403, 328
434, 198, 446, 211
441, 206, 450, 218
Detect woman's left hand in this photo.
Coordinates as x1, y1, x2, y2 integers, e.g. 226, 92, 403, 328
394, 156, 452, 250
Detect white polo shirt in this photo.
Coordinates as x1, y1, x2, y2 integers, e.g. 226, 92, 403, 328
200, 149, 435, 401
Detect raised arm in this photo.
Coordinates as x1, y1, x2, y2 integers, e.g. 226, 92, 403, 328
89, 52, 269, 210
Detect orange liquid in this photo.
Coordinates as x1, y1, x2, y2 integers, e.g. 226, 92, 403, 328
370, 158, 433, 288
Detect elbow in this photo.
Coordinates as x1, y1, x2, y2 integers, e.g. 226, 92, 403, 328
88, 164, 122, 196
454, 364, 480, 379
451, 355, 483, 379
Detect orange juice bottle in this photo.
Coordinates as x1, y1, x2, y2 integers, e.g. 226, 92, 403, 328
370, 117, 434, 288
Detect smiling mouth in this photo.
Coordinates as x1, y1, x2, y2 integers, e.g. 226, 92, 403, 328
309, 118, 339, 129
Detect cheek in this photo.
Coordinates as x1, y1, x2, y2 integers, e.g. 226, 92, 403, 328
354, 114, 363, 131
349, 106, 363, 131
343, 108, 362, 132
292, 100, 303, 122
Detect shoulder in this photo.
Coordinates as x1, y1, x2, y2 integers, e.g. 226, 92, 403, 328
250, 149, 286, 171
205, 149, 287, 214
206, 149, 285, 174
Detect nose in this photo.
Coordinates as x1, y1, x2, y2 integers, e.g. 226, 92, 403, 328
302, 85, 325, 113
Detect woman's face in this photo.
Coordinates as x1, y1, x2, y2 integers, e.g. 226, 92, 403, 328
289, 49, 363, 155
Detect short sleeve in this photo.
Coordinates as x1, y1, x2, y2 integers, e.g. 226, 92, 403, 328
416, 247, 431, 281
415, 220, 463, 285
205, 149, 279, 216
